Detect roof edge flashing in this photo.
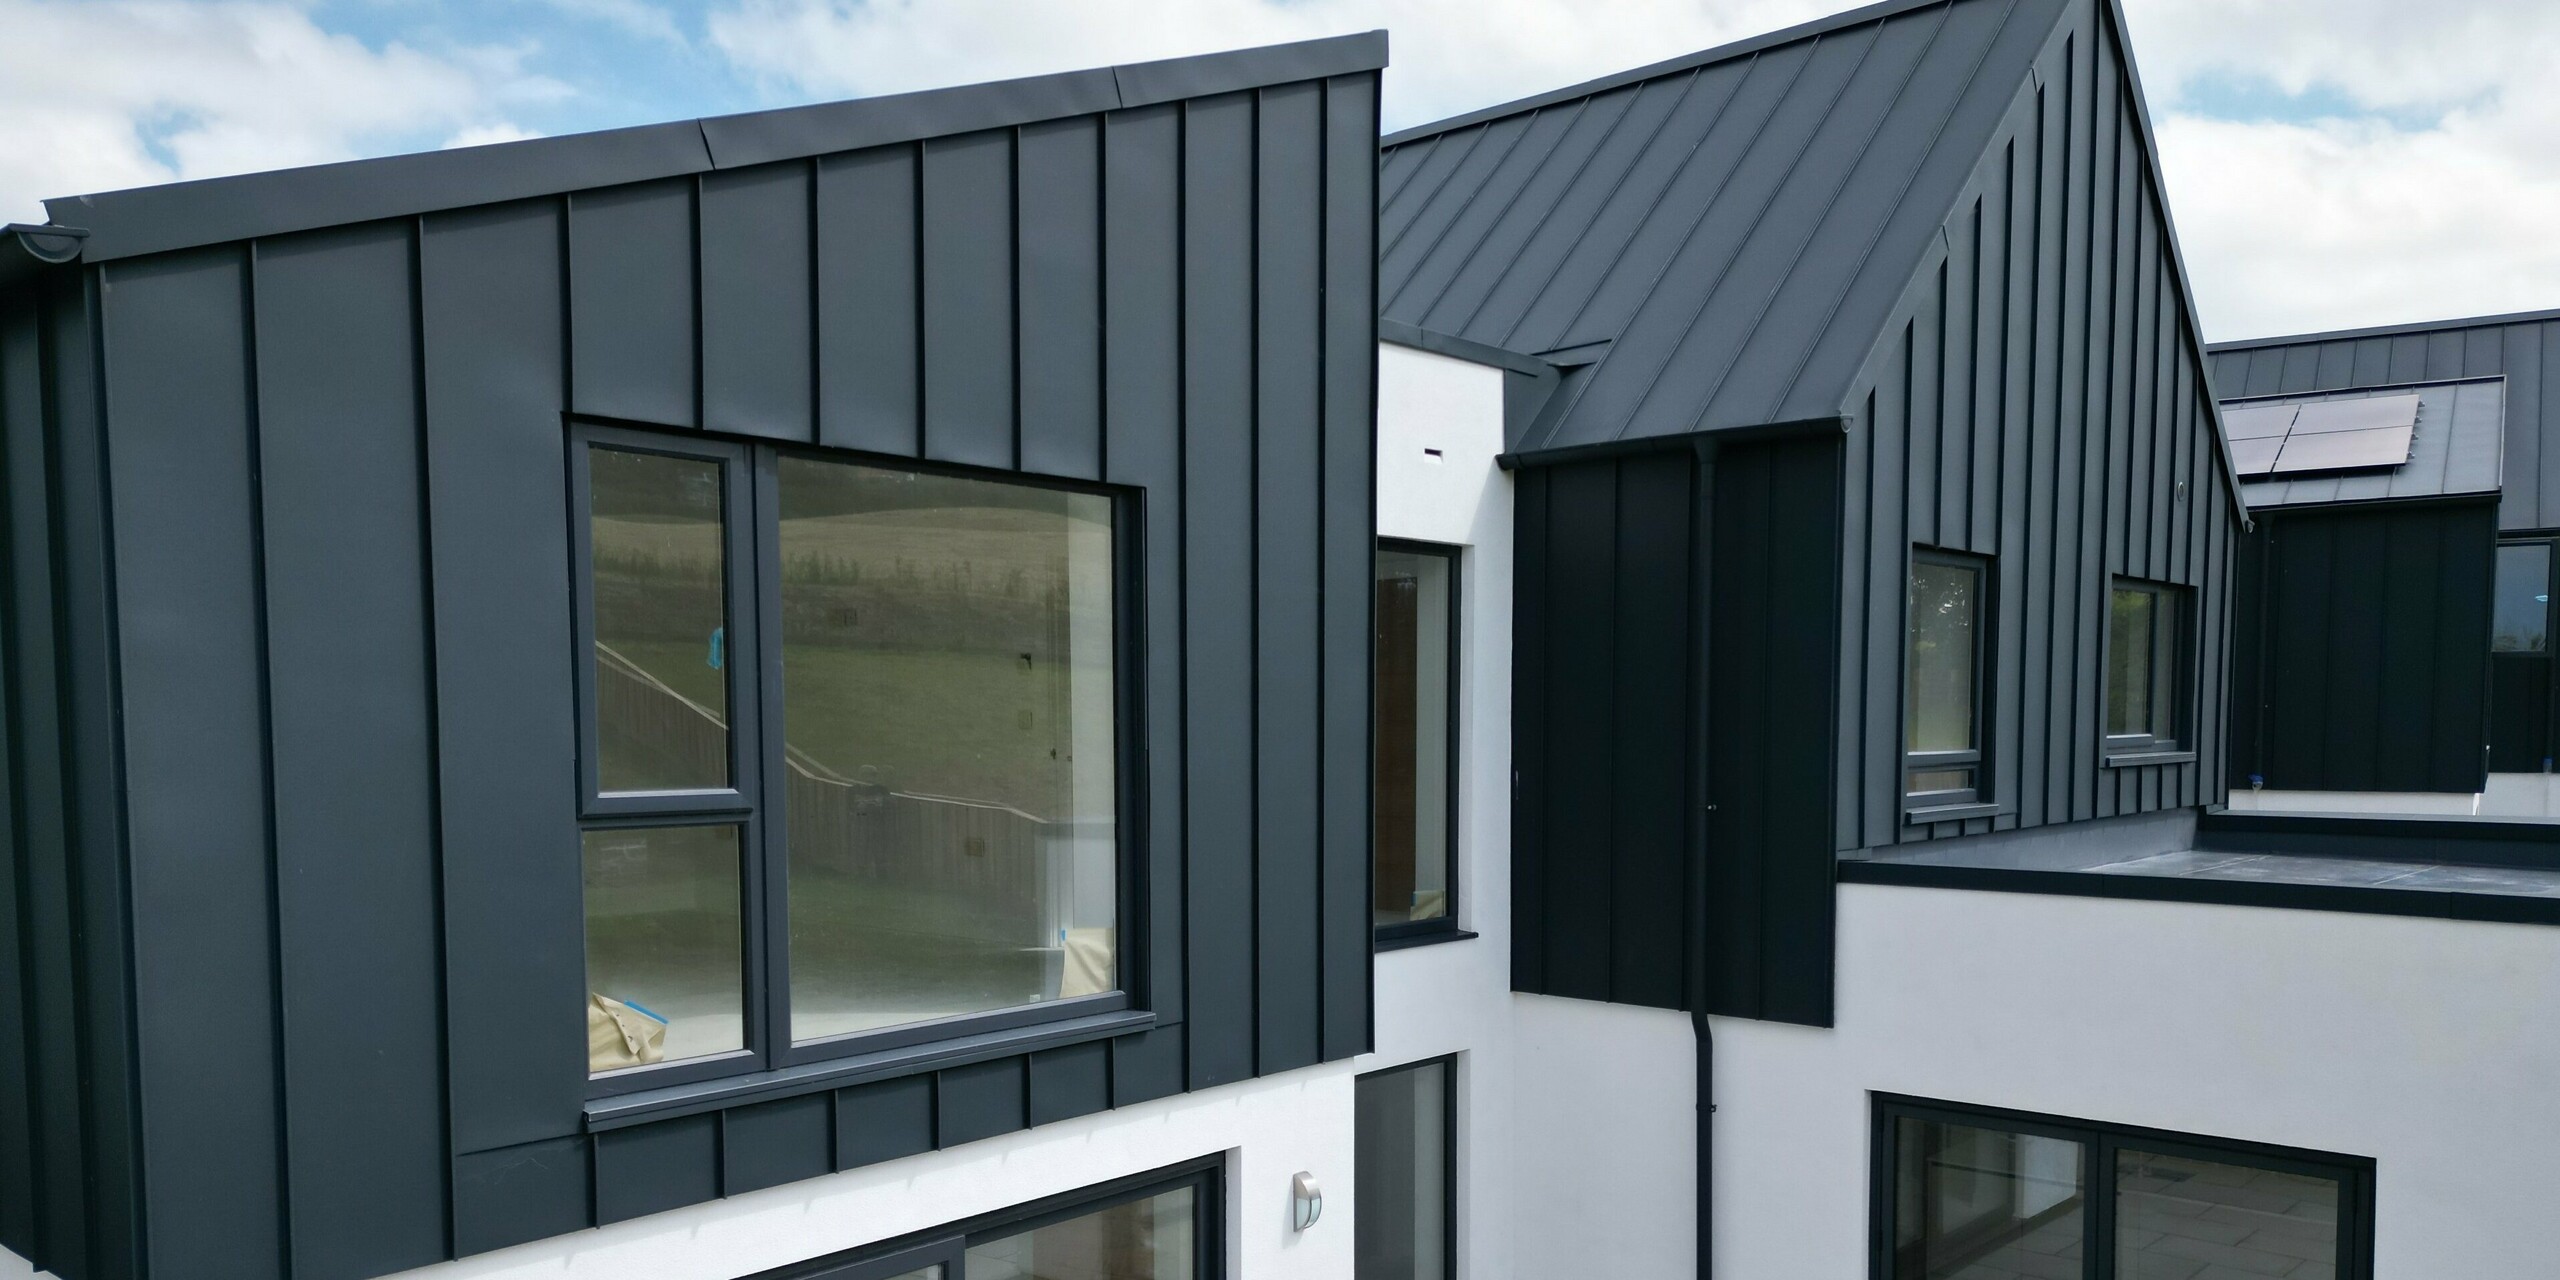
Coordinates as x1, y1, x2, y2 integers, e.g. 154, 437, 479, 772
49, 31, 1388, 265
1379, 317, 1555, 377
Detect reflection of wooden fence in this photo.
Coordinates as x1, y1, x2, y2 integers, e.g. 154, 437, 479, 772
595, 644, 728, 784
596, 642, 1054, 947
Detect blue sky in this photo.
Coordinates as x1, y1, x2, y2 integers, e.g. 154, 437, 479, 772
5, 0, 2558, 339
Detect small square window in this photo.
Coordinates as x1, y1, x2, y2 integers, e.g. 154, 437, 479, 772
2105, 578, 2190, 756
1906, 549, 1990, 809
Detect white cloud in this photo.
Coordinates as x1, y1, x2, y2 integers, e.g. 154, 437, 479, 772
706, 0, 2560, 342
444, 121, 548, 149
0, 0, 558, 223
530, 0, 686, 47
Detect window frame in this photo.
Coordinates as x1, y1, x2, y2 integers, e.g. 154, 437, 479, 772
2102, 576, 2193, 762
1355, 1054, 1460, 1280
1869, 1094, 2376, 1280
569, 419, 1151, 1099
1373, 538, 1465, 947
1903, 547, 1994, 816
749, 1157, 1225, 1280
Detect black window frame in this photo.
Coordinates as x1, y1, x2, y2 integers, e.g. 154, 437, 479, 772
2102, 575, 2193, 762
748, 1156, 1225, 1280
570, 418, 1151, 1100
1903, 547, 1994, 816
1869, 1094, 2376, 1280
1355, 1054, 1460, 1280
1373, 538, 1464, 947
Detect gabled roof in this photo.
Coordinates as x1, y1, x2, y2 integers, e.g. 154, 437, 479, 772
1380, 0, 2073, 453
27, 32, 1387, 265
2221, 378, 2505, 509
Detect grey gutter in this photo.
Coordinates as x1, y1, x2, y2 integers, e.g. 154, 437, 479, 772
42, 31, 1388, 264
0, 224, 86, 289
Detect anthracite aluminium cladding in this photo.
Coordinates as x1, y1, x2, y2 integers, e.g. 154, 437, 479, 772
2218, 381, 2503, 793
2213, 310, 2560, 532
0, 33, 1383, 1280
1389, 0, 2242, 1029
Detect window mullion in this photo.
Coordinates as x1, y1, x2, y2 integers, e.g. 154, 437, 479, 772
750, 445, 793, 1067
2088, 1132, 2114, 1280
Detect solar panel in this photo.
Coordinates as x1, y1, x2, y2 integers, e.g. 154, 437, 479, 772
2270, 424, 2414, 474
2229, 435, 2284, 476
2289, 393, 2420, 435
2220, 402, 2298, 441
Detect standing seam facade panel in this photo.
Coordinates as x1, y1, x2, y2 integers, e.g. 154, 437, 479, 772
24, 64, 1380, 1280
1834, 4, 2236, 853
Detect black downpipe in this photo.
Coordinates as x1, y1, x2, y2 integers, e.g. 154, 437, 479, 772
1687, 440, 1717, 1280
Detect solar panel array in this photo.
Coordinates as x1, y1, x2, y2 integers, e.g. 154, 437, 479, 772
2223, 392, 2420, 477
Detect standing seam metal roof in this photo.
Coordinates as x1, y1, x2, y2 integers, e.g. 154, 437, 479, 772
2223, 378, 2506, 509
1380, 0, 2071, 454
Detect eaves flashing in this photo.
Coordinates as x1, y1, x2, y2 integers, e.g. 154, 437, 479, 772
2207, 304, 2560, 355
40, 31, 1388, 265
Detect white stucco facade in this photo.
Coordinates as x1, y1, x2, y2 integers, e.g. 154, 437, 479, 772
1711, 882, 2560, 1278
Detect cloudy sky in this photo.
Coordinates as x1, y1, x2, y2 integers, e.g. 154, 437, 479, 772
1, 0, 2552, 341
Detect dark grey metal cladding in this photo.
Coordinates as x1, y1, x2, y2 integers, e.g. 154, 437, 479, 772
45, 44, 1381, 1280
2212, 316, 2559, 532
2230, 500, 2497, 794
1508, 433, 1844, 1027
1379, 0, 2078, 452
0, 264, 145, 1280
1834, 0, 2240, 851
2226, 379, 2506, 507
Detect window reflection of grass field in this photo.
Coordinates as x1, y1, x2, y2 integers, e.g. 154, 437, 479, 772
610, 639, 1084, 815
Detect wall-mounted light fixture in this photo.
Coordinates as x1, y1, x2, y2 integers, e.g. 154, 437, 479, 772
1290, 1171, 1323, 1231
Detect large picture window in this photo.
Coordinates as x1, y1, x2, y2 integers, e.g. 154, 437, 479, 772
754, 1161, 1218, 1280
1873, 1095, 2373, 1280
2104, 578, 2191, 759
573, 424, 1133, 1091
1906, 549, 1990, 811
1374, 542, 1459, 942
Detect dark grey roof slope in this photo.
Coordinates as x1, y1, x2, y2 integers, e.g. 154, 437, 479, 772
1378, 0, 2072, 453
2210, 309, 2560, 531
2223, 378, 2505, 509
31, 32, 1386, 264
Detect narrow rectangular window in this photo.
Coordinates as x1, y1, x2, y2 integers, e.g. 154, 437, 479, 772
2494, 542, 2551, 654
1874, 1096, 2374, 1280
1906, 549, 1989, 809
2105, 577, 2190, 756
572, 422, 1135, 1091
1374, 542, 1459, 939
1357, 1057, 1456, 1280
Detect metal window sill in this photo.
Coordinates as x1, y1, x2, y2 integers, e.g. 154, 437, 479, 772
2104, 749, 2196, 768
583, 1007, 1156, 1132
1905, 801, 2008, 825
1376, 927, 1479, 954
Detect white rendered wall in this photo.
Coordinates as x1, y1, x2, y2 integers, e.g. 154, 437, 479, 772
1711, 882, 2560, 1278
2228, 773, 2560, 819
1366, 343, 1697, 1280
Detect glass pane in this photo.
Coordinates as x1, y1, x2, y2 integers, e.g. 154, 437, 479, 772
582, 825, 744, 1071
779, 458, 1118, 1043
1891, 1118, 2085, 1279
2117, 1149, 2341, 1279
2495, 544, 2552, 654
2107, 587, 2156, 737
965, 1185, 1196, 1280
1357, 1060, 1452, 1280
2149, 592, 2182, 741
876, 1270, 941, 1280
1908, 769, 1975, 797
1375, 547, 1456, 929
1907, 561, 1980, 755
589, 445, 730, 793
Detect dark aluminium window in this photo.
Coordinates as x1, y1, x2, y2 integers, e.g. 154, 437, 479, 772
2104, 577, 2191, 759
573, 423, 1140, 1093
1356, 1057, 1456, 1280
1906, 549, 1991, 811
1873, 1095, 2374, 1280
750, 1159, 1220, 1279
1374, 541, 1460, 942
